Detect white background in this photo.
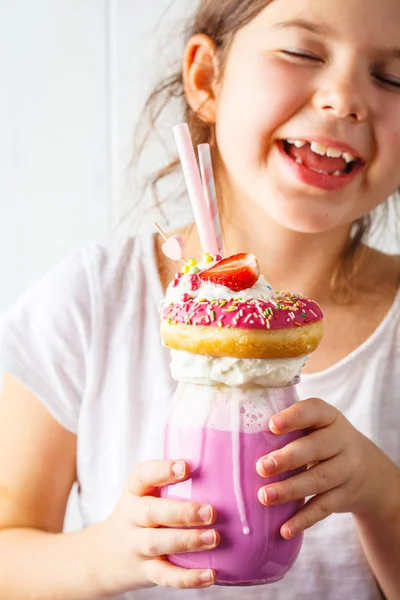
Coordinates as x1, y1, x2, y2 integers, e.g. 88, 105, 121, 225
0, 1, 398, 531
0, 0, 192, 313
0, 0, 193, 531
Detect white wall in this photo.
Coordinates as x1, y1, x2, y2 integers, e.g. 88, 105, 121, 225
1, 1, 109, 310
0, 0, 193, 532
0, 0, 192, 314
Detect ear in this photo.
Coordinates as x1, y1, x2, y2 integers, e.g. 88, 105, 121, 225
183, 34, 219, 123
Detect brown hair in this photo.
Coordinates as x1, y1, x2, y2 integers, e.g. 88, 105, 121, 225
133, 0, 398, 296
134, 0, 272, 209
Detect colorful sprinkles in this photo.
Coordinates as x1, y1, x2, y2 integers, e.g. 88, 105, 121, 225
161, 292, 323, 331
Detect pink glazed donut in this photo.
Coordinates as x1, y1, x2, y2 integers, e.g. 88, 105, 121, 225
160, 253, 324, 359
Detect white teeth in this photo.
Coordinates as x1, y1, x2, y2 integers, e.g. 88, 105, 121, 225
309, 142, 357, 163
310, 142, 328, 156
287, 139, 306, 148
285, 138, 359, 166
295, 157, 303, 165
343, 152, 356, 163
326, 147, 343, 158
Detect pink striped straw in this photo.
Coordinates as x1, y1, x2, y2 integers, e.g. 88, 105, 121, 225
198, 143, 224, 258
173, 124, 219, 255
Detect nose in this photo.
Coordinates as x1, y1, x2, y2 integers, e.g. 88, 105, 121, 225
313, 62, 369, 123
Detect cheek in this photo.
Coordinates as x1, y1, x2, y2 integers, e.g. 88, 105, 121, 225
215, 56, 309, 165
381, 129, 400, 188
368, 120, 400, 198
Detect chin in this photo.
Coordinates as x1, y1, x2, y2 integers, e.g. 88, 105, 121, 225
268, 206, 346, 235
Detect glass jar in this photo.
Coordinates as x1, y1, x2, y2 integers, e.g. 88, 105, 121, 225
161, 381, 305, 586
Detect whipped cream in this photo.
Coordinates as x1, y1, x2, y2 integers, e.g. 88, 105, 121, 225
165, 273, 275, 304
170, 350, 308, 388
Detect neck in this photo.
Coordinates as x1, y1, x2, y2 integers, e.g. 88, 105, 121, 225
219, 191, 353, 304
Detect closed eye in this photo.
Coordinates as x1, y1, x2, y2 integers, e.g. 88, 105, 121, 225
373, 73, 400, 90
279, 50, 323, 63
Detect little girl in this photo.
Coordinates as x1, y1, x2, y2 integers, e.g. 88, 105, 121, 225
0, 1, 399, 599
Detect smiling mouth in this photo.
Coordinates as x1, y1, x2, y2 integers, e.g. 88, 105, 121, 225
280, 139, 364, 177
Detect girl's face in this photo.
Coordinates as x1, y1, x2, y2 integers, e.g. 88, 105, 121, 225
215, 0, 400, 233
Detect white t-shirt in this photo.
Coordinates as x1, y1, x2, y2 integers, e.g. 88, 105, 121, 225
0, 233, 398, 600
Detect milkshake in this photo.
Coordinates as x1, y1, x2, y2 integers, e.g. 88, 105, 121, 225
160, 252, 323, 585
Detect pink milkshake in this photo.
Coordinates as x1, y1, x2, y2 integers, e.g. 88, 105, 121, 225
161, 383, 305, 585
160, 252, 324, 585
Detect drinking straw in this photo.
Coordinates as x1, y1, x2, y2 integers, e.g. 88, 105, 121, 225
198, 143, 224, 258
173, 123, 219, 255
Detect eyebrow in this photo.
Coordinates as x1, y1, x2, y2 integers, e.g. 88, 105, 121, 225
272, 18, 400, 58
272, 18, 332, 36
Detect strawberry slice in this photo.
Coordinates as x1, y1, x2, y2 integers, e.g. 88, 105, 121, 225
199, 253, 260, 291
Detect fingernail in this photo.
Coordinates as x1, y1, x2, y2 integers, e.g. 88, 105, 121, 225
263, 487, 278, 503
198, 504, 213, 524
200, 529, 216, 546
199, 570, 215, 583
270, 415, 286, 432
172, 461, 185, 479
262, 457, 276, 475
282, 523, 296, 538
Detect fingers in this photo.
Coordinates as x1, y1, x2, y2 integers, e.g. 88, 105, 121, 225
120, 461, 219, 591
258, 454, 345, 507
134, 496, 216, 528
269, 397, 338, 435
257, 426, 342, 477
137, 526, 220, 558
127, 460, 188, 496
145, 558, 216, 589
280, 489, 343, 539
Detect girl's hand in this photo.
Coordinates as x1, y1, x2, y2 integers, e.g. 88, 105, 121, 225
256, 398, 396, 540
93, 460, 219, 596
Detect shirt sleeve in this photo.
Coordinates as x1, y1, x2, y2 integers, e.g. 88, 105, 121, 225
0, 250, 91, 434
